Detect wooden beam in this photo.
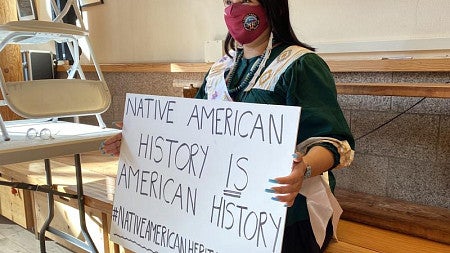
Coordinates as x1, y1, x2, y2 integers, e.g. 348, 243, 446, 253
335, 188, 450, 245
59, 63, 172, 73
336, 82, 450, 98
57, 62, 212, 73
177, 82, 450, 98
170, 63, 212, 72
58, 58, 450, 73
327, 58, 450, 72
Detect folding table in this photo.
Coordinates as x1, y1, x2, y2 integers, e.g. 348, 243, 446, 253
0, 119, 120, 252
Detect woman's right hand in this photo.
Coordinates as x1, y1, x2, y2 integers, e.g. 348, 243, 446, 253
100, 122, 123, 157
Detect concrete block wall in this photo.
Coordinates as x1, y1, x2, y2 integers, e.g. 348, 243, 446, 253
333, 72, 450, 209
86, 70, 449, 209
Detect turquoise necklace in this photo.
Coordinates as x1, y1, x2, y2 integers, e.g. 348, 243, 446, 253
226, 49, 265, 98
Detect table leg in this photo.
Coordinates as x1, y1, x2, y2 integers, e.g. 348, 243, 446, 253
37, 155, 99, 253
39, 158, 54, 252
74, 153, 99, 253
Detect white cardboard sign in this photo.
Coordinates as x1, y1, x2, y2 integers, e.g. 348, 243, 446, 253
110, 93, 301, 253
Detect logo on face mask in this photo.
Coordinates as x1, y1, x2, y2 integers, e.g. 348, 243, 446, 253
243, 13, 260, 31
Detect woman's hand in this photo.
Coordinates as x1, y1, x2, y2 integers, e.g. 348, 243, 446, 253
100, 122, 123, 157
269, 152, 307, 207
268, 146, 335, 207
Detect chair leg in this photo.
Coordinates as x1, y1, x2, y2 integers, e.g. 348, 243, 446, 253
95, 114, 106, 128
0, 113, 10, 141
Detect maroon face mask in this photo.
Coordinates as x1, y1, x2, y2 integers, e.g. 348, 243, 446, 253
224, 3, 269, 45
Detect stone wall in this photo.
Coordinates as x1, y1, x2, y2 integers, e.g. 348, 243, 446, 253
84, 70, 450, 209
334, 72, 449, 209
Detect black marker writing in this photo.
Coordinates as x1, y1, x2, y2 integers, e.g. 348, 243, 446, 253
186, 105, 284, 144
209, 195, 282, 252
113, 205, 217, 252
125, 96, 176, 123
117, 163, 197, 216
137, 134, 209, 179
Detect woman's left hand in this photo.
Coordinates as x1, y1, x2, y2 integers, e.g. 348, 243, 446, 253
270, 152, 307, 207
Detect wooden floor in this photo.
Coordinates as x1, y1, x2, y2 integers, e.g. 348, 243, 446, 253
0, 215, 71, 253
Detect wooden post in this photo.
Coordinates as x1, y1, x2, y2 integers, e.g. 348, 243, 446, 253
0, 0, 23, 120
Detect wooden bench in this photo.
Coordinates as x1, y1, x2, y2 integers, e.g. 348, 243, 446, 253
1, 152, 449, 252
38, 162, 450, 251
327, 220, 450, 253
335, 188, 450, 245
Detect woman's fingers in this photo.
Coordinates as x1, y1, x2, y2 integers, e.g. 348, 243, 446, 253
271, 193, 297, 207
269, 178, 302, 207
267, 154, 306, 207
99, 121, 124, 156
271, 181, 301, 194
100, 132, 122, 156
292, 151, 304, 162
103, 132, 122, 145
114, 121, 124, 128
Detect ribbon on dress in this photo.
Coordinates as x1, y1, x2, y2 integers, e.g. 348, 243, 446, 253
299, 175, 343, 247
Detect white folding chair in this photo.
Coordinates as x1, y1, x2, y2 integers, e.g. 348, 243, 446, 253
0, 4, 110, 141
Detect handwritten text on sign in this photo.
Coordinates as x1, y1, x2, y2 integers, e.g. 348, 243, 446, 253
110, 93, 301, 253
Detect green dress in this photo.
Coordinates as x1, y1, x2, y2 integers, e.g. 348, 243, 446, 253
195, 44, 355, 227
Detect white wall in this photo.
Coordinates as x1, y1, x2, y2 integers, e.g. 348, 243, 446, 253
49, 0, 450, 63
293, 0, 450, 43
83, 0, 225, 63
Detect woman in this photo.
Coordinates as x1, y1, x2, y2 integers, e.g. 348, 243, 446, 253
102, 0, 354, 252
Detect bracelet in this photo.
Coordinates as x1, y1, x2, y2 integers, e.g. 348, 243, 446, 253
303, 161, 312, 179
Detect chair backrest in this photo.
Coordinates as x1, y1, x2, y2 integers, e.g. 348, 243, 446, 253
0, 79, 111, 118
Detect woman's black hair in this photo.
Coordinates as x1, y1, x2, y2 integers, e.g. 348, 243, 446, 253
224, 0, 314, 57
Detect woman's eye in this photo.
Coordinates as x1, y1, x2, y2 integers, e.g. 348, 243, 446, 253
224, 0, 253, 5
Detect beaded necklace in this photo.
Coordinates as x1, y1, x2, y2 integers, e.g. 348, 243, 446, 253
225, 33, 274, 98
225, 49, 265, 97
